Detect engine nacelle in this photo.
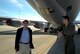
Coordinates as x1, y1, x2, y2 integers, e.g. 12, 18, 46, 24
33, 22, 47, 29
6, 19, 22, 27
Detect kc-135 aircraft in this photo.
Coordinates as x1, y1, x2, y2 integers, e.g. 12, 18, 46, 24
26, 0, 80, 29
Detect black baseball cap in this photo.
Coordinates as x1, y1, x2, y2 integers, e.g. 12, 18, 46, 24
62, 16, 69, 21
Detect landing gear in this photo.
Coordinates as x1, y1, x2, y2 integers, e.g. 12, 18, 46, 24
44, 27, 53, 33
44, 27, 48, 32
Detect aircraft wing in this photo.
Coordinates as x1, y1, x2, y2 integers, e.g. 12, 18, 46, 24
0, 17, 22, 27
74, 21, 80, 24
0, 17, 13, 23
74, 20, 80, 28
0, 16, 47, 29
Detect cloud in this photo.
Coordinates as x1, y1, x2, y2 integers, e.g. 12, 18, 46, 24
9, 0, 24, 9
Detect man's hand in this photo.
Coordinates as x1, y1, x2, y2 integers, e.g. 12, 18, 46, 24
57, 31, 63, 37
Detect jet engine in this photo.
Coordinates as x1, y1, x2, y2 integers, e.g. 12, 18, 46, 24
6, 19, 22, 27
33, 21, 47, 29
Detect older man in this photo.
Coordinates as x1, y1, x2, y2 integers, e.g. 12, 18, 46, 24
15, 20, 34, 54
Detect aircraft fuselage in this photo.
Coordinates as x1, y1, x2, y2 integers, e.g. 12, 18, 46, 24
27, 0, 80, 27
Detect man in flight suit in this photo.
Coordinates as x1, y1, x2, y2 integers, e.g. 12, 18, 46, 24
57, 16, 75, 54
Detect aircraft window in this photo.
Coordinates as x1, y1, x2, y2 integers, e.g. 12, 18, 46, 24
67, 5, 72, 11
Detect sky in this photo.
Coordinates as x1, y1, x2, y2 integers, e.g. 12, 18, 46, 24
0, 0, 80, 21
0, 0, 47, 21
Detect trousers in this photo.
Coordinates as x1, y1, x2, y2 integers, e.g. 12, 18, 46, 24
17, 43, 31, 54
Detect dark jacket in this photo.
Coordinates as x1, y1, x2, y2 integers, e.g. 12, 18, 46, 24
15, 27, 34, 51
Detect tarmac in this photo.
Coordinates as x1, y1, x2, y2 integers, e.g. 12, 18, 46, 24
0, 25, 80, 54
0, 25, 57, 54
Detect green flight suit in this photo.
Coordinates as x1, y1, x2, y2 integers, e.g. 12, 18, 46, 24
61, 23, 75, 54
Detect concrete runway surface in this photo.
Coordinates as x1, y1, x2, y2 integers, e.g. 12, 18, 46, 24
0, 25, 80, 54
0, 25, 57, 54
